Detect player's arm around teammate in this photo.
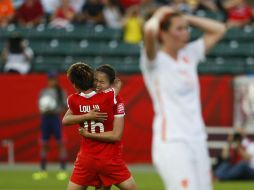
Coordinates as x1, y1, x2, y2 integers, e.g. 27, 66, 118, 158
79, 114, 124, 142
62, 76, 122, 126
63, 108, 108, 125
62, 79, 121, 126
65, 64, 137, 190
144, 6, 227, 61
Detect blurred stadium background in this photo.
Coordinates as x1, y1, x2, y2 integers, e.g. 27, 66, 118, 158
1, 0, 254, 189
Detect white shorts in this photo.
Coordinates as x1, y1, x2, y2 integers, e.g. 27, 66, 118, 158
152, 139, 212, 190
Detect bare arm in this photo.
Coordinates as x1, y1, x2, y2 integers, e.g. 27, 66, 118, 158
199, 0, 218, 12
1, 48, 8, 61
79, 116, 124, 142
144, 7, 174, 61
62, 108, 107, 126
185, 15, 226, 54
238, 147, 252, 161
223, 0, 241, 10
221, 143, 231, 160
22, 45, 33, 62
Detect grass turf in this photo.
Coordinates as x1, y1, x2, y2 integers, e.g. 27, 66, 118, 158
0, 170, 254, 190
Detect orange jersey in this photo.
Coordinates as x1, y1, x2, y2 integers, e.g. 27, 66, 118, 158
0, 0, 14, 18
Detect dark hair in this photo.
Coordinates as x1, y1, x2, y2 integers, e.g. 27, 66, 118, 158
67, 62, 94, 91
233, 132, 243, 142
109, 0, 118, 5
8, 34, 24, 53
96, 64, 116, 84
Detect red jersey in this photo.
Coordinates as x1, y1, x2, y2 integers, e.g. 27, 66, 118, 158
114, 95, 125, 117
67, 89, 124, 158
17, 0, 44, 23
228, 6, 253, 22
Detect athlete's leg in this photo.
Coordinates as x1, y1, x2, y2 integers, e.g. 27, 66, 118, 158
57, 142, 67, 170
40, 142, 49, 170
115, 176, 137, 190
195, 141, 213, 190
52, 115, 67, 171
98, 156, 132, 189
67, 181, 87, 190
40, 115, 50, 171
152, 140, 198, 190
32, 116, 50, 180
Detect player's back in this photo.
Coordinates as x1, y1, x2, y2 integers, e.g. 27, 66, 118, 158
68, 89, 122, 158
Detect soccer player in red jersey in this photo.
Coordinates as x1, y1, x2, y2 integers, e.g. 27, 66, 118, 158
65, 63, 137, 190
78, 64, 126, 142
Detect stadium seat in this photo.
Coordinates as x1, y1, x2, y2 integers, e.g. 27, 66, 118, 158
0, 25, 122, 42
0, 42, 4, 50
102, 42, 140, 56
209, 42, 254, 57
224, 27, 254, 41
1, 24, 254, 74
32, 55, 140, 73
199, 58, 246, 74
195, 10, 225, 21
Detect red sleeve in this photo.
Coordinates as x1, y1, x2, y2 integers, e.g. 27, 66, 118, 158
102, 88, 117, 105
113, 95, 125, 117
67, 94, 75, 112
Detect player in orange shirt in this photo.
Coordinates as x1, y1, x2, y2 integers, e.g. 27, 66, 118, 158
0, 0, 14, 27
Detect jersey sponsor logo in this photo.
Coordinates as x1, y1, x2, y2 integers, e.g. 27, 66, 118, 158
117, 103, 125, 114
79, 105, 100, 113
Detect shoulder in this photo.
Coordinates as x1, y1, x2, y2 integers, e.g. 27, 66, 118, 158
101, 88, 117, 104
67, 93, 80, 107
182, 38, 205, 62
67, 93, 79, 101
116, 94, 124, 104
95, 88, 115, 98
102, 88, 115, 94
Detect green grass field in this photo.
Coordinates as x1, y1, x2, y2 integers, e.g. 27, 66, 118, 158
1, 167, 254, 190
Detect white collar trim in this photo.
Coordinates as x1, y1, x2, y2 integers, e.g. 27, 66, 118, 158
79, 91, 96, 98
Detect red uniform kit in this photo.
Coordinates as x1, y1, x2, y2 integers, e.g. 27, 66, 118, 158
67, 89, 130, 187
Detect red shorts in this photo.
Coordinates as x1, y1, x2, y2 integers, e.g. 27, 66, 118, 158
70, 154, 131, 187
